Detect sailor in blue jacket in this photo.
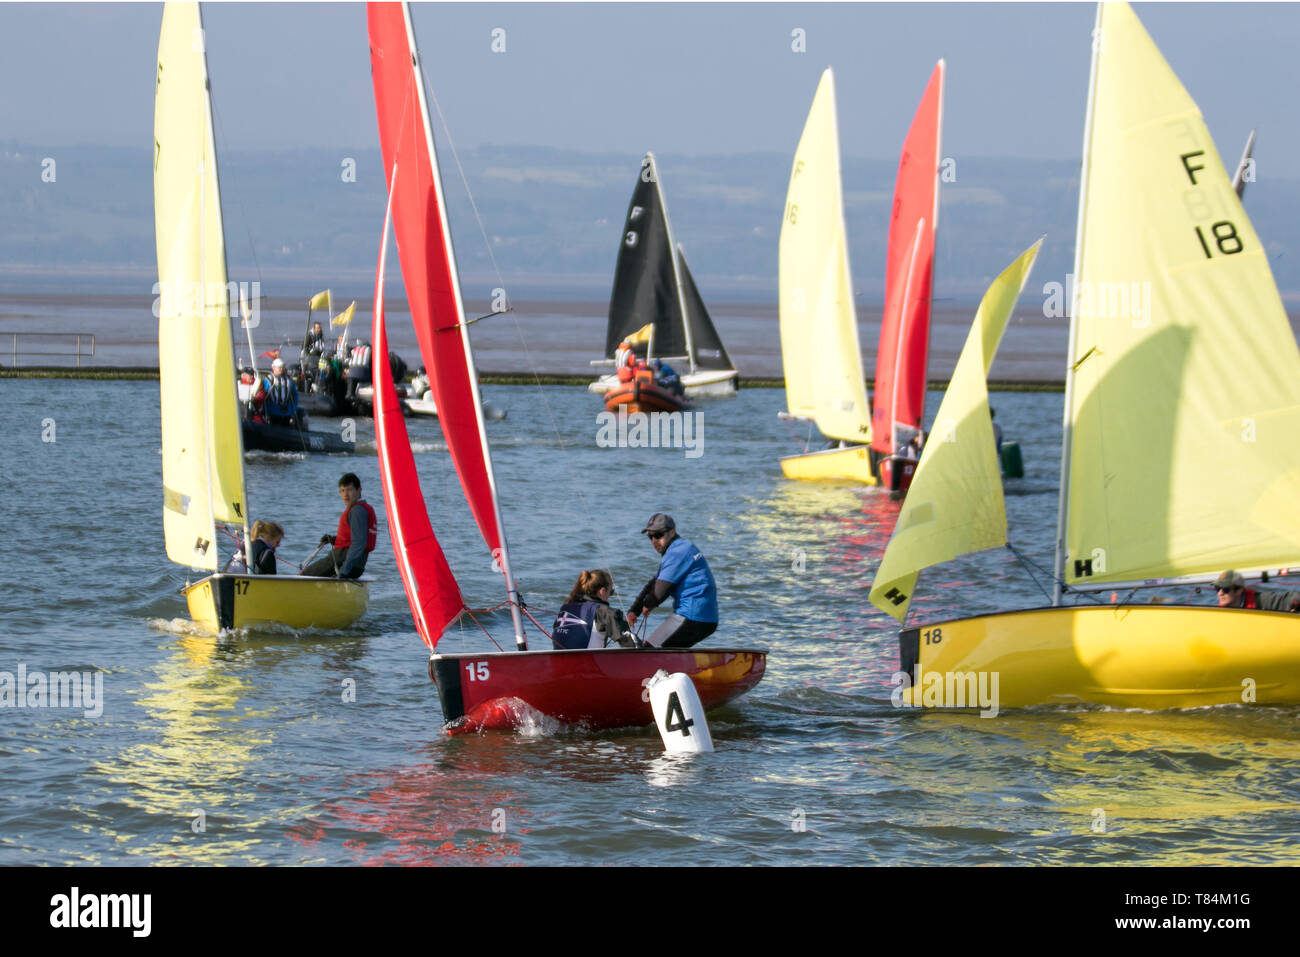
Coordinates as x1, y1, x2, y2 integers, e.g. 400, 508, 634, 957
626, 513, 719, 648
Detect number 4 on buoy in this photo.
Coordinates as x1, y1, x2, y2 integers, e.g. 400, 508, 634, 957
647, 670, 714, 753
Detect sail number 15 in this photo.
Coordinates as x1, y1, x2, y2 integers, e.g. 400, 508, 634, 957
465, 662, 489, 682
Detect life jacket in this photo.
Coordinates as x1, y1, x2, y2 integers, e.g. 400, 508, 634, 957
263, 374, 297, 416
552, 600, 601, 649
336, 501, 378, 552
1243, 588, 1259, 610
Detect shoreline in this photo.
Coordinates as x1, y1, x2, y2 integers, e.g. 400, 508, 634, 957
0, 366, 1067, 391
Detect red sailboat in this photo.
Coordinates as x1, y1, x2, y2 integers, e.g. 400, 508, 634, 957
366, 2, 765, 733
871, 62, 944, 494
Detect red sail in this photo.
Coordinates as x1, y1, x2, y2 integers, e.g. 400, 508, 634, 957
367, 3, 505, 560
872, 61, 944, 456
373, 182, 466, 650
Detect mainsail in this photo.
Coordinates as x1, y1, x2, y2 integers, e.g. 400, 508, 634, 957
1059, 1, 1300, 590
869, 240, 1042, 621
154, 1, 247, 570
871, 61, 944, 457
372, 172, 466, 648
368, 2, 525, 646
779, 68, 872, 444
605, 154, 686, 360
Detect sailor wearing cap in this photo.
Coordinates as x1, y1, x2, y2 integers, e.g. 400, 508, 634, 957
627, 513, 719, 648
259, 356, 304, 427
1213, 569, 1300, 612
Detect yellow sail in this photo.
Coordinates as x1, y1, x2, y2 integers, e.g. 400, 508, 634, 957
870, 240, 1042, 621
1063, 2, 1300, 587
154, 2, 247, 570
779, 68, 872, 444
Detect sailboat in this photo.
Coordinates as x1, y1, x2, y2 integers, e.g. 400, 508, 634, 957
778, 65, 943, 486
367, 2, 765, 732
868, 2, 1300, 710
589, 153, 738, 402
777, 69, 875, 482
154, 1, 368, 631
870, 62, 944, 494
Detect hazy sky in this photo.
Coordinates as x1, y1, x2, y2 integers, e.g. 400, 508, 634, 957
1, 2, 1296, 165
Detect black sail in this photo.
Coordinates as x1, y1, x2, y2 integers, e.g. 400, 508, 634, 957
678, 251, 734, 372
604, 155, 687, 360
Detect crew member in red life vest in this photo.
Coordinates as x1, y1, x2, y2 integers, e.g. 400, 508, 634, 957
615, 342, 636, 383
1214, 569, 1300, 612
303, 472, 377, 579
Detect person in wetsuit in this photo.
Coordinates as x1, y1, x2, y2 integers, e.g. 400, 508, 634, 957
551, 569, 637, 649
626, 513, 718, 648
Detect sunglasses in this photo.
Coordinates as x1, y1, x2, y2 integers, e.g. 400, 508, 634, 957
648, 532, 666, 540
1215, 586, 1240, 593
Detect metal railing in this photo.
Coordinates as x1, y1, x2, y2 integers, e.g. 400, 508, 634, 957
0, 332, 96, 368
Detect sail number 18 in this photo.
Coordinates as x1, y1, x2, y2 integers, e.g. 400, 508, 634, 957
1194, 221, 1243, 259
923, 628, 943, 645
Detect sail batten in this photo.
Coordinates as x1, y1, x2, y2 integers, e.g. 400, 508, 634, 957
1061, 2, 1300, 589
779, 68, 872, 444
154, 1, 248, 571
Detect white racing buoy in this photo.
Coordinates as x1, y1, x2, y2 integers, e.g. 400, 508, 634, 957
647, 669, 713, 753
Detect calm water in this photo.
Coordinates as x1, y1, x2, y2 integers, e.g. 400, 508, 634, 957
3, 379, 1299, 866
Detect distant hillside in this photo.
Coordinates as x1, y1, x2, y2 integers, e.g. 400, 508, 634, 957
3, 141, 1298, 303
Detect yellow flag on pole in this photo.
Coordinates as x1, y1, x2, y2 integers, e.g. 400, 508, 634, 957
332, 301, 356, 327
625, 322, 654, 346
308, 289, 331, 312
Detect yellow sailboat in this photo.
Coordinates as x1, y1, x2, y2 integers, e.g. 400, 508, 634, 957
869, 2, 1300, 710
778, 69, 877, 483
153, 2, 367, 631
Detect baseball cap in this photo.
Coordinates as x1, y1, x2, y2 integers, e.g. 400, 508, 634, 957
1213, 570, 1244, 590
641, 513, 675, 535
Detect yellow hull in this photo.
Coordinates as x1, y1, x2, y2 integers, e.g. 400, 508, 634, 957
780, 444, 879, 484
182, 573, 369, 631
900, 604, 1300, 709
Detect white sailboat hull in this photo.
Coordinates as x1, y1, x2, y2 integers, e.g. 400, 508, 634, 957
588, 367, 737, 397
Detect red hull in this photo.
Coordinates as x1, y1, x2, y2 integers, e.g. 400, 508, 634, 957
603, 377, 690, 414
878, 455, 918, 495
430, 647, 765, 732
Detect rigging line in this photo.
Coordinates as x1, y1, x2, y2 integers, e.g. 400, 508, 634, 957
1005, 542, 1106, 606
417, 60, 508, 293
463, 609, 506, 652
418, 41, 616, 595
207, 98, 268, 322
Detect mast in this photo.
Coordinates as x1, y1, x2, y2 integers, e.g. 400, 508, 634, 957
650, 153, 697, 374
401, 2, 526, 649
1052, 2, 1103, 606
